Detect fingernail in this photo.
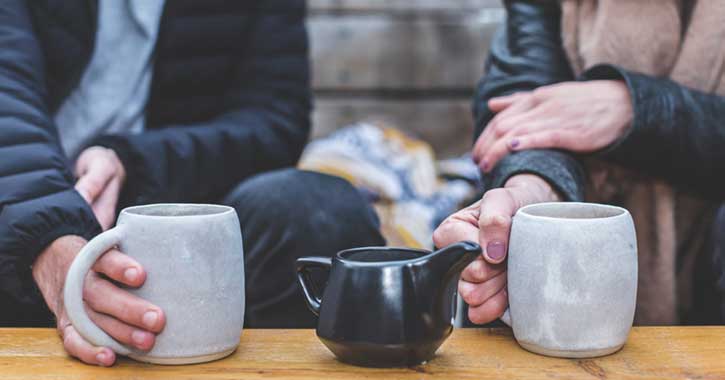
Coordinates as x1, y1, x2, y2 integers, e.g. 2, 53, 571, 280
132, 330, 147, 347
486, 241, 506, 261
481, 160, 489, 171
510, 139, 520, 149
96, 351, 108, 365
124, 268, 138, 282
142, 311, 158, 329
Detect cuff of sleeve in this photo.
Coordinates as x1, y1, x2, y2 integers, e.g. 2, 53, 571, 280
0, 189, 102, 323
487, 149, 585, 201
4, 189, 103, 268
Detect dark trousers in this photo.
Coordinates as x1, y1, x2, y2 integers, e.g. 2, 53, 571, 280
693, 205, 725, 324
223, 169, 385, 327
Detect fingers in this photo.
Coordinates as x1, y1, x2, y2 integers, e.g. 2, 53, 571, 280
487, 93, 523, 112
460, 255, 505, 283
75, 162, 115, 204
91, 176, 122, 230
432, 201, 481, 249
478, 189, 518, 264
74, 147, 122, 204
93, 249, 146, 288
61, 324, 116, 366
459, 270, 507, 306
87, 306, 156, 351
509, 129, 580, 152
468, 287, 508, 325
83, 275, 165, 333
474, 94, 536, 171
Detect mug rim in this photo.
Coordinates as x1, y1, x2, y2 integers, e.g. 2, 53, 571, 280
336, 246, 431, 266
517, 202, 629, 222
121, 203, 235, 219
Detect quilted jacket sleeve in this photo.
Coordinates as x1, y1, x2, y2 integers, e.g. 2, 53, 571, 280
0, 0, 101, 324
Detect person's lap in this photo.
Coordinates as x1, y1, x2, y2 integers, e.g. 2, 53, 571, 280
220, 168, 385, 327
704, 206, 725, 322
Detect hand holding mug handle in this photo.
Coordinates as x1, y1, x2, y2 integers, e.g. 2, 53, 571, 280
63, 226, 133, 355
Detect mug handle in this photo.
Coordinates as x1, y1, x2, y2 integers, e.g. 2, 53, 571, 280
500, 308, 512, 327
295, 257, 332, 316
63, 225, 132, 355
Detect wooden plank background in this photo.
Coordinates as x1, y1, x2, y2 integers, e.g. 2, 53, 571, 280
308, 0, 504, 157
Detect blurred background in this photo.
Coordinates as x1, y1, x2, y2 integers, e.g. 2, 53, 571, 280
307, 0, 504, 158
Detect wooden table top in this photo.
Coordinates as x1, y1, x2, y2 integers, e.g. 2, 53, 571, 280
1, 327, 724, 379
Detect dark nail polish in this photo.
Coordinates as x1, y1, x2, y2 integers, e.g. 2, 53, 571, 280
486, 241, 506, 261
510, 139, 520, 149
481, 160, 489, 171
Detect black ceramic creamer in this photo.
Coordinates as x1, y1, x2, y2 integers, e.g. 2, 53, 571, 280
296, 241, 481, 367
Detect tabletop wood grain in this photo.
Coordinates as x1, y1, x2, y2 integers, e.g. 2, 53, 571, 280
1, 327, 724, 379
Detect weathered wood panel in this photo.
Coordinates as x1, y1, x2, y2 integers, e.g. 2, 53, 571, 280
307, 1, 503, 156
308, 13, 501, 90
312, 97, 474, 158
309, 0, 502, 13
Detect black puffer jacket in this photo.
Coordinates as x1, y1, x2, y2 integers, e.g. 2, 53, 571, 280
478, 0, 725, 201
0, 0, 310, 325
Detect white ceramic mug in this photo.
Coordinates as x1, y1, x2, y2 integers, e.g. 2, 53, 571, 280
63, 204, 245, 364
501, 202, 637, 358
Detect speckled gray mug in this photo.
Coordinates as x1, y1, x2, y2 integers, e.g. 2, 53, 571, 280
501, 202, 637, 358
63, 204, 245, 364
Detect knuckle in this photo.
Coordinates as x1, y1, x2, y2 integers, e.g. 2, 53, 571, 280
82, 278, 102, 305
458, 283, 473, 303
532, 87, 548, 100
512, 126, 529, 136
491, 293, 509, 316
481, 188, 505, 203
492, 122, 506, 137
468, 260, 488, 281
549, 131, 562, 145
479, 213, 512, 229
84, 179, 103, 195
62, 333, 75, 350
432, 228, 446, 248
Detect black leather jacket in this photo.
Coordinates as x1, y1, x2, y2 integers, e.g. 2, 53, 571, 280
477, 0, 725, 200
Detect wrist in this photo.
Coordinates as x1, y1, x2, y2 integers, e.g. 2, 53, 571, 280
32, 235, 86, 316
503, 174, 562, 203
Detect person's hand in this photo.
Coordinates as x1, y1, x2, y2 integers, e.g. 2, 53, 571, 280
75, 147, 126, 230
472, 80, 633, 172
32, 235, 166, 366
433, 174, 560, 324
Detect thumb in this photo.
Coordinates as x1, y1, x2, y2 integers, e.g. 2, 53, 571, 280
478, 188, 517, 264
75, 166, 113, 205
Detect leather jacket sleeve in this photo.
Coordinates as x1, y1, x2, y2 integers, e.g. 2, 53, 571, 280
475, 0, 585, 201
583, 64, 725, 200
